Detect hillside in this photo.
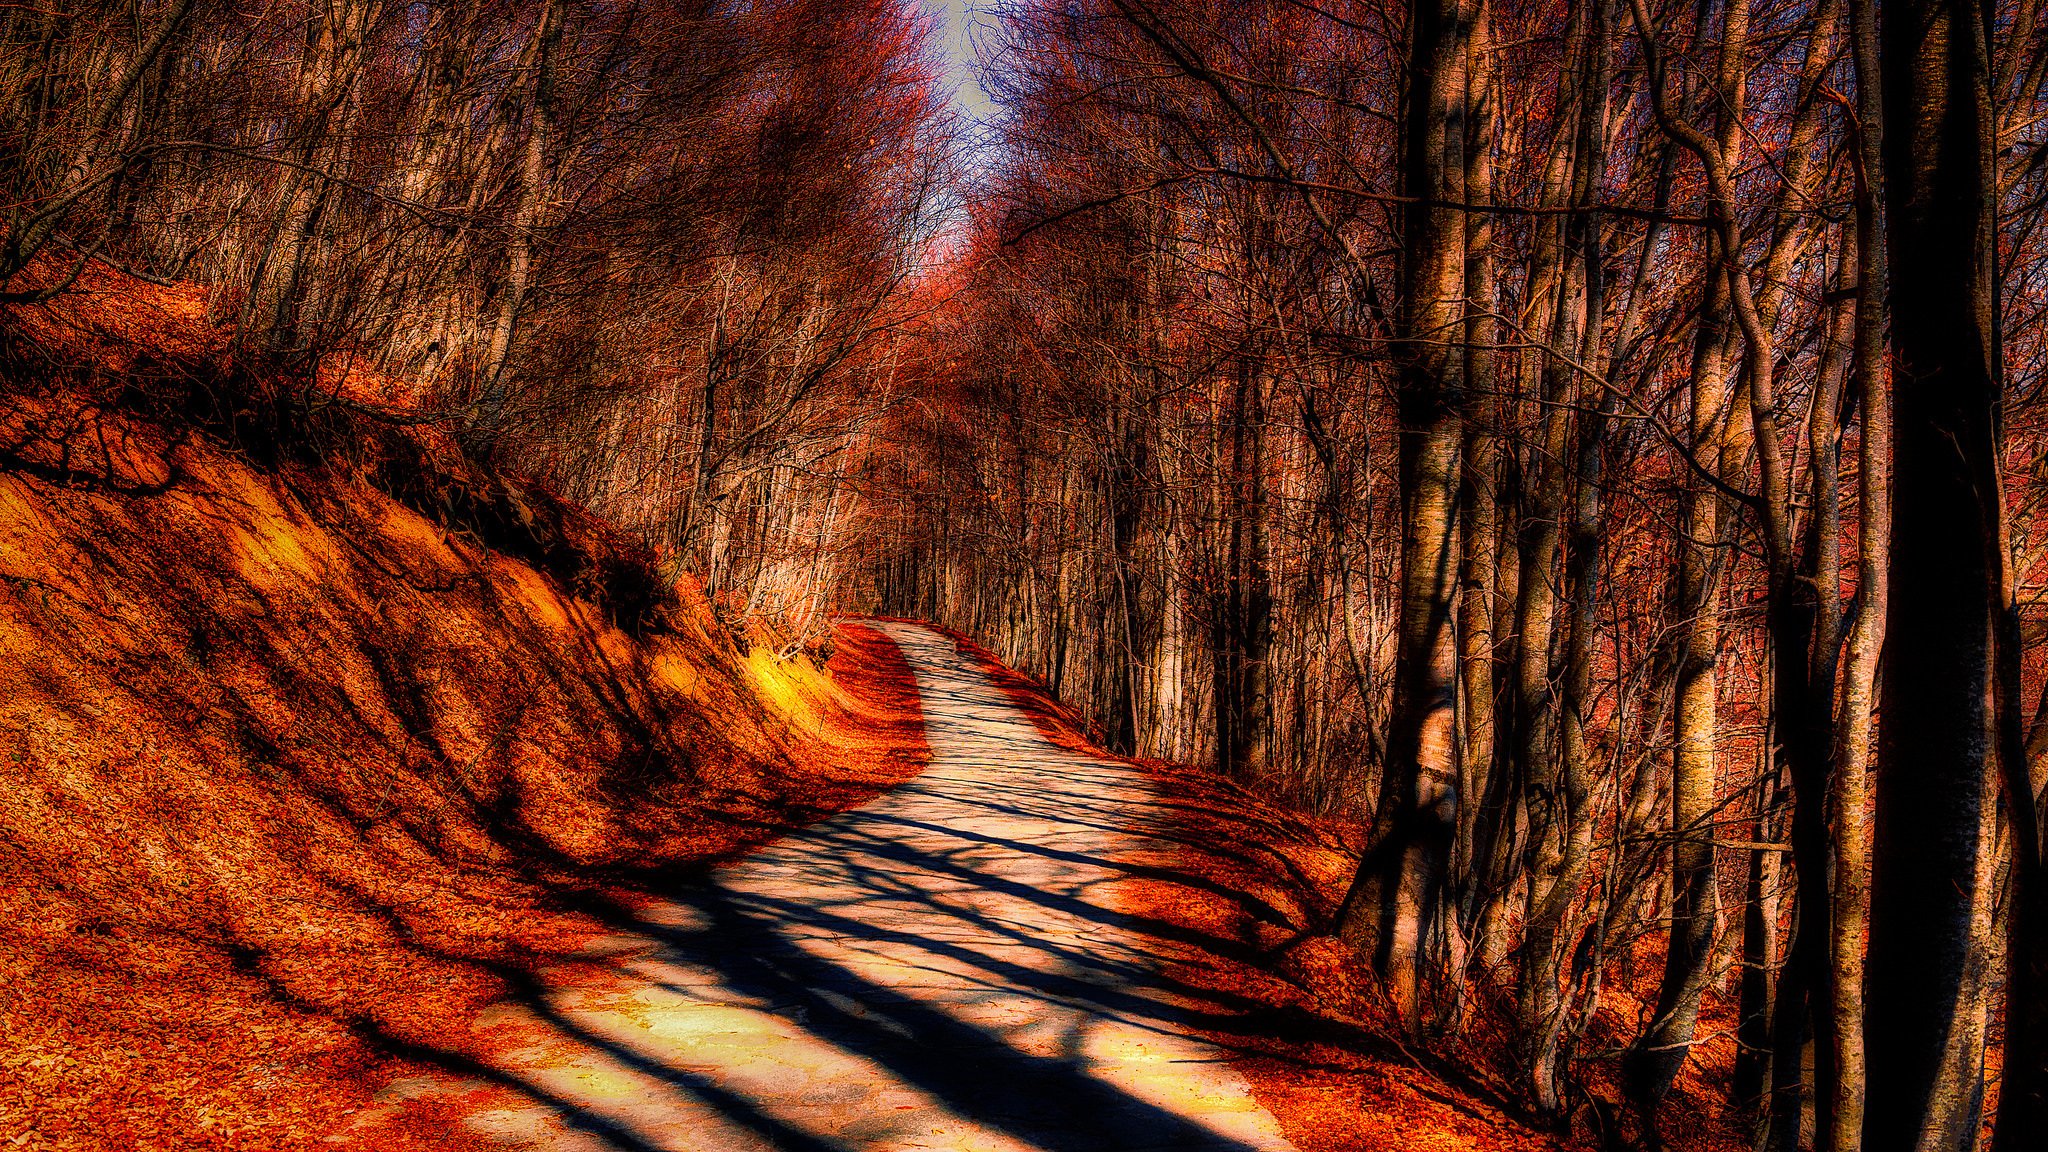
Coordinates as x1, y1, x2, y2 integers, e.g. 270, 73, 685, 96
0, 268, 928, 1150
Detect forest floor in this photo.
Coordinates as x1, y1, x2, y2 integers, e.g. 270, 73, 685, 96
0, 262, 1747, 1150
343, 620, 1300, 1150
932, 627, 1750, 1152
0, 264, 933, 1150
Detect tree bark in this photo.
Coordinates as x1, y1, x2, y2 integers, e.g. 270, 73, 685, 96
1516, 0, 1616, 1106
1451, 0, 1500, 1011
472, 0, 562, 442
1624, 0, 1753, 1112
1824, 11, 1888, 1150
1867, 0, 2007, 1147
1336, 0, 1470, 1033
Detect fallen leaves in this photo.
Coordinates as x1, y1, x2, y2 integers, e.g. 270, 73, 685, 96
1, 342, 929, 1147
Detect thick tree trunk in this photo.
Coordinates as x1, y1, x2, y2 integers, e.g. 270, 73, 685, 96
1336, 0, 1469, 1032
1624, 0, 1755, 1112
1761, 238, 1858, 1152
1450, 0, 1499, 1016
1867, 0, 2008, 1148
1516, 4, 1614, 1102
1500, 104, 1579, 981
1627, 262, 1733, 1114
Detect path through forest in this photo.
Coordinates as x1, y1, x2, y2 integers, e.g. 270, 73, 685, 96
360, 621, 1298, 1151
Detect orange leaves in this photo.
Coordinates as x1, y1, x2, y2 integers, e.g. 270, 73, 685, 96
0, 273, 936, 1147
1113, 759, 1563, 1152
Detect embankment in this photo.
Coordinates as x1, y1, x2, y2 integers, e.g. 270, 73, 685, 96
0, 267, 926, 1150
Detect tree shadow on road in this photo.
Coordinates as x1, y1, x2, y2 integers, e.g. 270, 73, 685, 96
316, 701, 1316, 1150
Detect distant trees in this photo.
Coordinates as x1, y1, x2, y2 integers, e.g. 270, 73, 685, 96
14, 1, 2048, 1145
0, 0, 196, 298
861, 0, 2048, 1146
1, 0, 948, 637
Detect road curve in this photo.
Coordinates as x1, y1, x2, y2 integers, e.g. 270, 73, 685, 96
363, 620, 1298, 1152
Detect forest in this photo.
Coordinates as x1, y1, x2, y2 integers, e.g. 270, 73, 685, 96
2, 0, 2045, 1150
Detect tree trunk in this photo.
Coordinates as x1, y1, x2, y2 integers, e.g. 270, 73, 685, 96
1624, 0, 1754, 1111
1867, 0, 2007, 1147
1335, 0, 1469, 1032
241, 0, 382, 351
1517, 2, 1615, 1103
1627, 261, 1734, 1115
1762, 236, 1858, 1152
472, 0, 562, 442
1214, 351, 1273, 783
1824, 10, 1888, 1150
1451, 0, 1499, 1016
1106, 410, 1150, 756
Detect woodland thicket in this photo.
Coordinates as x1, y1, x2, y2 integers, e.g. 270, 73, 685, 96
5, 1, 2047, 1148
861, 1, 2048, 1148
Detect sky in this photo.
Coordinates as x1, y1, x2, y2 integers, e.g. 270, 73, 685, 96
920, 0, 1004, 254
926, 0, 998, 125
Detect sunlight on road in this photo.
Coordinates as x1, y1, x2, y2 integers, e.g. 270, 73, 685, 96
352, 623, 1293, 1152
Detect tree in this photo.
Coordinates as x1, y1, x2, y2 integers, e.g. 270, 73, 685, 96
1334, 0, 1473, 1032
1866, 0, 2009, 1148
